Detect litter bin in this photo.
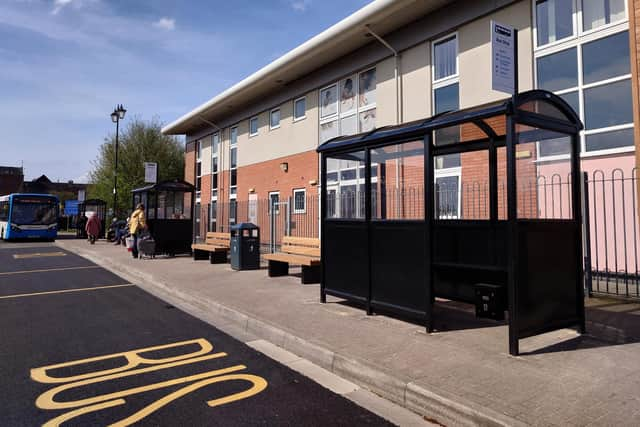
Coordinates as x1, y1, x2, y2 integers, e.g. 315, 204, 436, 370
230, 223, 260, 270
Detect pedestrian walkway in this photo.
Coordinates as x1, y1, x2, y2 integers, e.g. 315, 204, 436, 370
57, 240, 640, 426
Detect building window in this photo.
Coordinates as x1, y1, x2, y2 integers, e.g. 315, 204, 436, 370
534, 1, 631, 157
294, 96, 306, 121
432, 33, 461, 218
433, 35, 458, 81
268, 191, 280, 215
582, 0, 626, 32
230, 146, 237, 197
195, 140, 202, 200
270, 108, 281, 130
211, 132, 219, 200
229, 128, 238, 227
293, 188, 306, 213
319, 68, 376, 143
249, 116, 259, 137
535, 0, 574, 46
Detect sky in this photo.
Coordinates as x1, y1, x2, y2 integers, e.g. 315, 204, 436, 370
0, 0, 371, 182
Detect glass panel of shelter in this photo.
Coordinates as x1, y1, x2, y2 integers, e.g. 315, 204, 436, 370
325, 150, 366, 220
515, 124, 574, 220
370, 141, 424, 220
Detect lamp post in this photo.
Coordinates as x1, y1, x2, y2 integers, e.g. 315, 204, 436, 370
110, 104, 126, 219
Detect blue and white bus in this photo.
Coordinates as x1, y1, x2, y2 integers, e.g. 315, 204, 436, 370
0, 193, 59, 240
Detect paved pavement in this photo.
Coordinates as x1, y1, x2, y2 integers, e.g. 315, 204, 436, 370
56, 238, 640, 427
0, 240, 425, 426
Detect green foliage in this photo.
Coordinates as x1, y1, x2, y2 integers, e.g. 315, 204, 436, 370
88, 117, 184, 216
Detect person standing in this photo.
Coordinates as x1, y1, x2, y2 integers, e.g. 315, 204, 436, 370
85, 213, 101, 245
129, 203, 147, 258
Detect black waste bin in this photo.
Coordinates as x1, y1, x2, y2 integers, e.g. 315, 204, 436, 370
230, 223, 260, 270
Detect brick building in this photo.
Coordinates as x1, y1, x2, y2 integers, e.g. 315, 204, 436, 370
165, 0, 639, 250
0, 166, 24, 195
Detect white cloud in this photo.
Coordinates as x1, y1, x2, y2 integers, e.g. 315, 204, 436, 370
290, 0, 312, 12
51, 0, 73, 15
153, 17, 175, 31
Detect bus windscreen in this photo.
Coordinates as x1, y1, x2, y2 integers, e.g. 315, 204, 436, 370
12, 197, 58, 225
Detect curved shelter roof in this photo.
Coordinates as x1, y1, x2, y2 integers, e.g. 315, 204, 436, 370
317, 90, 582, 154
131, 179, 194, 194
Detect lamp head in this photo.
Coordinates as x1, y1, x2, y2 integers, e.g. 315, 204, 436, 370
117, 104, 126, 120
110, 110, 118, 123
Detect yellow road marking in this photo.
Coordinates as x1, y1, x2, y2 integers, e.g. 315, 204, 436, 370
13, 252, 67, 259
0, 265, 99, 276
0, 284, 134, 300
31, 338, 269, 426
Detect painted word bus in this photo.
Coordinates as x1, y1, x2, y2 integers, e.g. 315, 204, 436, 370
0, 193, 59, 240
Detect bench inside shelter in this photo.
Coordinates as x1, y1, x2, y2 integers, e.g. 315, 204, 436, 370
192, 232, 231, 263
263, 236, 321, 284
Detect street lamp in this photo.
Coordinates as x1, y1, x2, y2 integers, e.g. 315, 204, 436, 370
111, 104, 126, 219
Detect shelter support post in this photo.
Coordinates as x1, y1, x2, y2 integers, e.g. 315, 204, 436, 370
506, 115, 519, 356
365, 148, 373, 316
424, 133, 434, 333
320, 153, 327, 304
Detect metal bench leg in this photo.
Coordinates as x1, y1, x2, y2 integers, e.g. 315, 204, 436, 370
210, 251, 227, 264
301, 265, 321, 284
268, 260, 289, 277
193, 249, 209, 261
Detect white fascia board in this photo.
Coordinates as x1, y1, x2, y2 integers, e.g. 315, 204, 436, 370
162, 0, 411, 135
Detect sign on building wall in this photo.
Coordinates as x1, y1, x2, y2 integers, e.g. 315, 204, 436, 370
77, 189, 86, 202
491, 21, 516, 95
144, 162, 158, 184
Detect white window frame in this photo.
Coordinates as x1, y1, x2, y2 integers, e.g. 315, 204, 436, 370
229, 143, 237, 199
195, 139, 202, 202
268, 191, 280, 215
270, 107, 281, 130
533, 0, 631, 160
249, 116, 259, 137
431, 33, 461, 219
431, 32, 459, 86
292, 188, 306, 214
211, 132, 219, 201
293, 96, 306, 122
434, 167, 462, 219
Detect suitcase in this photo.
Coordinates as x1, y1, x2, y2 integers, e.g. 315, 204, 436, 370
137, 235, 156, 259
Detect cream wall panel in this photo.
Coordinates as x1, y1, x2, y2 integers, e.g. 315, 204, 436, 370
200, 135, 212, 175
458, 0, 533, 108
375, 57, 398, 127
401, 42, 430, 122
237, 90, 318, 168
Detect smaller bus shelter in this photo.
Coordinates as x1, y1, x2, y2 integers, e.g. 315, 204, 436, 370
317, 90, 585, 355
77, 199, 107, 239
131, 179, 194, 256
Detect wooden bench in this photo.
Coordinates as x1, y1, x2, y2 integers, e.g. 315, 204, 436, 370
263, 236, 321, 284
191, 232, 231, 263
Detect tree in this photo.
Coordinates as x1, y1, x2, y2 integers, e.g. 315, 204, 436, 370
88, 117, 184, 217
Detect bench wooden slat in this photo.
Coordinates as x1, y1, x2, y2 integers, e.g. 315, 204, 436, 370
282, 236, 320, 248
282, 246, 321, 257
264, 252, 320, 266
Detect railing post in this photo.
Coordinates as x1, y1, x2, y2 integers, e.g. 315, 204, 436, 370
581, 172, 593, 298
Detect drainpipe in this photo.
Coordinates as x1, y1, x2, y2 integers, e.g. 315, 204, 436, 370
366, 25, 403, 216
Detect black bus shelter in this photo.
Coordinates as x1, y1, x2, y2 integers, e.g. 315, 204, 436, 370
77, 199, 107, 239
131, 180, 194, 256
317, 90, 585, 355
